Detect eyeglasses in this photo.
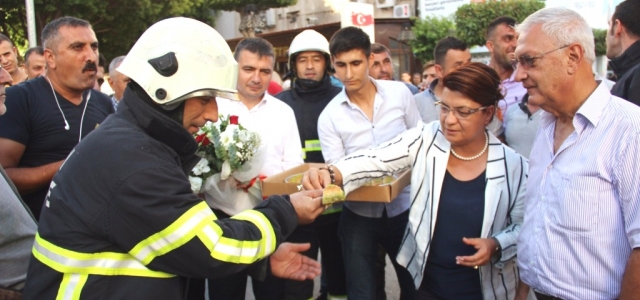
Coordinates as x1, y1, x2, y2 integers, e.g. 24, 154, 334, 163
434, 101, 489, 119
511, 44, 570, 70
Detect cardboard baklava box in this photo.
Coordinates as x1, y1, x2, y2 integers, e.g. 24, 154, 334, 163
261, 163, 411, 203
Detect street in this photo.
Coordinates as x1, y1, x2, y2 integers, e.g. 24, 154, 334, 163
243, 254, 401, 300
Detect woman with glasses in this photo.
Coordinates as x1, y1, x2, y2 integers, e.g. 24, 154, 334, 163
303, 62, 528, 300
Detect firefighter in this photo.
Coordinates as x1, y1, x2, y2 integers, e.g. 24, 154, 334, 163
22, 17, 325, 300
274, 29, 346, 300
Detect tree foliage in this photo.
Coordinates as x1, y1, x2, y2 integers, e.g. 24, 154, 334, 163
410, 16, 456, 63
454, 0, 545, 47
593, 28, 607, 57
0, 0, 219, 66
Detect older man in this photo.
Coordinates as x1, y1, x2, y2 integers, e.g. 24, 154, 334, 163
23, 47, 46, 79
514, 7, 640, 300
107, 55, 128, 110
606, 0, 640, 105
0, 34, 27, 85
0, 17, 113, 220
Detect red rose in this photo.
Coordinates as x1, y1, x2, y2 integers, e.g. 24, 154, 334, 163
195, 134, 210, 146
229, 115, 239, 125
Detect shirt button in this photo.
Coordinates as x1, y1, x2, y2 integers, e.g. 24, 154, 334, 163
547, 165, 552, 169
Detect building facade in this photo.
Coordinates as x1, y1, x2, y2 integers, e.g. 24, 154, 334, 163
216, 0, 420, 79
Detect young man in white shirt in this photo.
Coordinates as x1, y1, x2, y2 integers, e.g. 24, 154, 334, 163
207, 37, 304, 300
318, 26, 421, 299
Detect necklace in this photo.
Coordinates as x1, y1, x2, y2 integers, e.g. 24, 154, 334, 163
450, 132, 489, 161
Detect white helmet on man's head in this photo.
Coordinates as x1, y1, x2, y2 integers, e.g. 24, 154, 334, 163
288, 30, 331, 75
118, 17, 238, 109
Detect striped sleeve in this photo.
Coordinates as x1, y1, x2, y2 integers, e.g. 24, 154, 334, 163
615, 131, 640, 248
493, 153, 528, 262
335, 123, 426, 195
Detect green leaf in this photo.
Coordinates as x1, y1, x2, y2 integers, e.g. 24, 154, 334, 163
454, 0, 545, 47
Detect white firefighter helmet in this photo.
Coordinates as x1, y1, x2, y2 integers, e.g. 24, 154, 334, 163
117, 17, 238, 108
288, 30, 330, 71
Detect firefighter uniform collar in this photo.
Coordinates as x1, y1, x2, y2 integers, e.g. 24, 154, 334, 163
118, 87, 200, 173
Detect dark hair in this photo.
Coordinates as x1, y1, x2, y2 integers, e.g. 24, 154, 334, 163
486, 16, 516, 40
442, 62, 504, 107
613, 0, 640, 38
41, 16, 92, 51
329, 27, 371, 58
234, 37, 275, 62
0, 33, 15, 47
98, 53, 107, 68
434, 36, 467, 66
371, 43, 390, 56
24, 46, 44, 65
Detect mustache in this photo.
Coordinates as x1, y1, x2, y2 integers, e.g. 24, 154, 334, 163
82, 62, 97, 72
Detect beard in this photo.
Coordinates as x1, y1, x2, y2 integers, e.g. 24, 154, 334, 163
494, 51, 514, 70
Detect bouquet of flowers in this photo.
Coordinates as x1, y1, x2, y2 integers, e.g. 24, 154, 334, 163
188, 115, 262, 194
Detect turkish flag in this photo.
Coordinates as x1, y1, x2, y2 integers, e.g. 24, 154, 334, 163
352, 12, 373, 26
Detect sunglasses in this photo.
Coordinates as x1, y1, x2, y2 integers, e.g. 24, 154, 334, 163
511, 45, 569, 70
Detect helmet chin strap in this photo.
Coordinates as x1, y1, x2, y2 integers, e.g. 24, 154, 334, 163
130, 81, 185, 125
293, 74, 328, 90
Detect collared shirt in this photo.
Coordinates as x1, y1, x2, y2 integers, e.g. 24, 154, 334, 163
414, 79, 440, 124
503, 102, 542, 159
518, 82, 640, 299
216, 94, 303, 177
499, 70, 527, 122
318, 78, 421, 218
111, 96, 119, 112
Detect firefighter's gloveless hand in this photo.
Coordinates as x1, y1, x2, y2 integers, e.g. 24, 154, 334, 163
288, 189, 325, 225
270, 242, 321, 280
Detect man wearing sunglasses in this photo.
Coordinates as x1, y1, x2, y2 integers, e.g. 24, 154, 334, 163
514, 7, 640, 300
606, 0, 640, 106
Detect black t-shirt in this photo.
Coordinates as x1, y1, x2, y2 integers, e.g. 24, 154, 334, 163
0, 76, 113, 219
420, 170, 486, 300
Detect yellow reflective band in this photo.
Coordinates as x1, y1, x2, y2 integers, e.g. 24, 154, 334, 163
32, 234, 173, 278
197, 224, 263, 264
56, 273, 87, 300
304, 140, 321, 152
130, 201, 215, 265
231, 210, 277, 257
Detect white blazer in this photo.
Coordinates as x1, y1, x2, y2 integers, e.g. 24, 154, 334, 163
335, 121, 528, 299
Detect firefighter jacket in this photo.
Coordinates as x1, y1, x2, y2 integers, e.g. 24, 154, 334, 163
275, 75, 342, 163
610, 40, 640, 106
22, 86, 299, 300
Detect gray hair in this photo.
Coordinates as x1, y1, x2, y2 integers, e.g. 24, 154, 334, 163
516, 7, 595, 63
41, 16, 92, 52
109, 55, 126, 75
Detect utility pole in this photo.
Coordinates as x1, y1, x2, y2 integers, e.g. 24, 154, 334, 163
26, 0, 37, 46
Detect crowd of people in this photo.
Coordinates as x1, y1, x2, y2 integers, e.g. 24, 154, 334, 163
0, 0, 639, 300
